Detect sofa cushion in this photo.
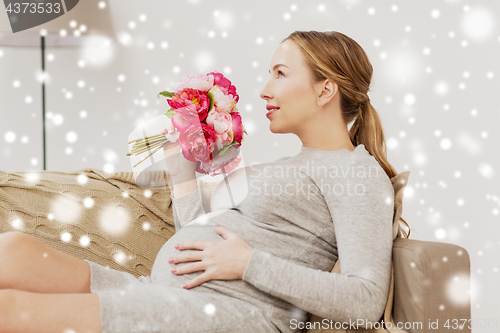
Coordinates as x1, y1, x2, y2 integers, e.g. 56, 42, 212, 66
0, 168, 175, 278
392, 238, 471, 332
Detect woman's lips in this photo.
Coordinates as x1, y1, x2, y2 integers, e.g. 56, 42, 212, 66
266, 108, 280, 118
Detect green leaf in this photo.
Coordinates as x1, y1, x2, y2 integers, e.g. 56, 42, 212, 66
158, 91, 175, 99
207, 91, 215, 112
243, 130, 248, 135
164, 109, 176, 119
217, 141, 238, 156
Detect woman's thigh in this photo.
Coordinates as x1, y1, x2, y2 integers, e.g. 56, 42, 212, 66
0, 289, 101, 333
92, 282, 278, 333
0, 231, 91, 294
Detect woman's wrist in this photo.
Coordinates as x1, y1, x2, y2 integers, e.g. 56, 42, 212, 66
171, 177, 198, 199
240, 247, 254, 279
170, 170, 196, 184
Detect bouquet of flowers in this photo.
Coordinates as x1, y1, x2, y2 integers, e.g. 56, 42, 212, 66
127, 72, 247, 177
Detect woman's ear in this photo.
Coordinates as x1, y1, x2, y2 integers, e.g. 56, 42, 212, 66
317, 79, 337, 107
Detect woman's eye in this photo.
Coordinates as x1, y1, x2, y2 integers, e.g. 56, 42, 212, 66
277, 71, 284, 78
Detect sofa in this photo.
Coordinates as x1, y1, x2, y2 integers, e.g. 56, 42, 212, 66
0, 168, 471, 332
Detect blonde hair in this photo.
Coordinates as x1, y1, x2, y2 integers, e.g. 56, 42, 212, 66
283, 30, 411, 238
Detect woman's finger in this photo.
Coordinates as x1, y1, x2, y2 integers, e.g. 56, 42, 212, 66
213, 223, 234, 240
175, 240, 208, 251
172, 261, 205, 276
169, 250, 203, 264
182, 271, 212, 289
165, 125, 179, 142
166, 121, 175, 133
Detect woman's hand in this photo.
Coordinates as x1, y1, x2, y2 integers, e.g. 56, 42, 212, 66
167, 223, 254, 289
161, 122, 198, 180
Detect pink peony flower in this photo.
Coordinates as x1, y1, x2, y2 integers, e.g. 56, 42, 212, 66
207, 71, 239, 103
168, 88, 210, 122
173, 73, 214, 92
171, 111, 192, 132
178, 123, 217, 163
229, 111, 245, 147
206, 109, 232, 134
152, 72, 247, 177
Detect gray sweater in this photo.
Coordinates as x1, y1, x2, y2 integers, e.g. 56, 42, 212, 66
157, 144, 394, 332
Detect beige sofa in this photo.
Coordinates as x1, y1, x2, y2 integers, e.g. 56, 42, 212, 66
0, 168, 471, 332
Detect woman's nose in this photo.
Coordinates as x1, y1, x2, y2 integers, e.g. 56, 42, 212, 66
259, 90, 267, 100
260, 86, 271, 101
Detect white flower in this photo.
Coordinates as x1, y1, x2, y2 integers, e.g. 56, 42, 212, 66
173, 73, 214, 92
208, 86, 236, 113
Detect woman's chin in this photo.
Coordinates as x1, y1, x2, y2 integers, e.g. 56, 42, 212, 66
269, 124, 287, 134
269, 123, 279, 133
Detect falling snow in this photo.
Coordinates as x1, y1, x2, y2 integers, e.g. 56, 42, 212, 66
0, 0, 498, 318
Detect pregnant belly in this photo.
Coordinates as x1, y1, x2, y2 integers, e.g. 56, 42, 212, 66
149, 209, 303, 311
150, 209, 236, 289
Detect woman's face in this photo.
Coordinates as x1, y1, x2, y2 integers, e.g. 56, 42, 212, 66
260, 40, 320, 135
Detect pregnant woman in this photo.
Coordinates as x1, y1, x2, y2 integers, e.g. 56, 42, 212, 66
0, 30, 410, 333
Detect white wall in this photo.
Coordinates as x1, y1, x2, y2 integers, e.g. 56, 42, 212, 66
1, 0, 499, 318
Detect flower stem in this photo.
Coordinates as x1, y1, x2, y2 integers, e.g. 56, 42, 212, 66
127, 133, 166, 144
132, 144, 164, 168
128, 144, 160, 156
132, 137, 165, 149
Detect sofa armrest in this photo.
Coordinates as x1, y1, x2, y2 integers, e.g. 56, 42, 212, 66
392, 238, 471, 332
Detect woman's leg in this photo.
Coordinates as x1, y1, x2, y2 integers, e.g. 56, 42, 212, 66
0, 231, 92, 294
0, 289, 102, 333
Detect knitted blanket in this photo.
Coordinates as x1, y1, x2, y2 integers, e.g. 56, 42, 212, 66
0, 168, 176, 278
